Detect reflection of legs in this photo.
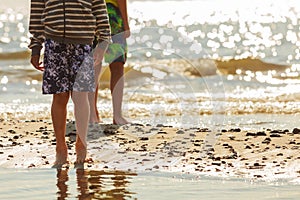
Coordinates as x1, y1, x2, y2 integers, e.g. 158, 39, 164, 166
88, 64, 102, 123
76, 169, 92, 199
112, 174, 127, 199
109, 62, 128, 125
72, 91, 89, 163
52, 92, 70, 166
56, 169, 69, 199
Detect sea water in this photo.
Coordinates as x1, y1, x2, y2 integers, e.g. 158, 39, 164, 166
0, 168, 300, 200
1, 0, 300, 198
1, 0, 300, 125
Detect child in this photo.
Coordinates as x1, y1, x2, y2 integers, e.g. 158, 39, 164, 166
28, 0, 110, 167
89, 0, 130, 125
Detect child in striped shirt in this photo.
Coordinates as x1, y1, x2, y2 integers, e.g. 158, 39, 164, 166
28, 0, 111, 168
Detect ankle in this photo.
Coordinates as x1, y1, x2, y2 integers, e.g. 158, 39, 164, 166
56, 143, 68, 151
75, 140, 86, 149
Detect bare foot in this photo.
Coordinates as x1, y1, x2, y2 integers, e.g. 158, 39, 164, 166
75, 142, 87, 164
74, 162, 84, 169
89, 116, 103, 124
52, 147, 69, 168
113, 116, 130, 125
74, 157, 93, 169
89, 117, 103, 124
89, 109, 103, 124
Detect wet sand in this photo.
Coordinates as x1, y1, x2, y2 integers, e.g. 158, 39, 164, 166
1, 119, 300, 181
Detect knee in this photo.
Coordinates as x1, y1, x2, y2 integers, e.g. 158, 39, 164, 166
71, 92, 88, 105
52, 92, 70, 106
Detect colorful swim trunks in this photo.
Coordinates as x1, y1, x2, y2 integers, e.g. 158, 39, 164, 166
42, 39, 95, 94
105, 3, 127, 64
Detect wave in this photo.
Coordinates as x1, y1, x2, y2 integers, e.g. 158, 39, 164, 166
216, 57, 290, 75
124, 57, 290, 80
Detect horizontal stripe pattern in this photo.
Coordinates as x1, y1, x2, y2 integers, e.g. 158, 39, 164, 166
29, 0, 111, 55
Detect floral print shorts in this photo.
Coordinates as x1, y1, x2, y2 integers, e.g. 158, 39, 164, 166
42, 39, 95, 94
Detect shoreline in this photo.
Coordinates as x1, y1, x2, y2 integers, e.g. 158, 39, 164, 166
1, 118, 300, 181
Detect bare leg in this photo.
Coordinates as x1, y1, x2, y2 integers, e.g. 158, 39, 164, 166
109, 62, 129, 125
88, 63, 102, 123
51, 92, 70, 167
72, 91, 89, 163
89, 44, 107, 124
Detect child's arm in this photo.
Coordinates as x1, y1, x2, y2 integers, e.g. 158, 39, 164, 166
92, 0, 111, 44
117, 0, 130, 38
28, 0, 45, 70
28, 0, 45, 57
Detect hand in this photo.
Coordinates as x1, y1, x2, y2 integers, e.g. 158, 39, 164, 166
124, 25, 131, 38
124, 29, 131, 38
30, 55, 44, 71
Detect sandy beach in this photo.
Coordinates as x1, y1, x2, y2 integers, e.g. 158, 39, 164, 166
1, 118, 300, 181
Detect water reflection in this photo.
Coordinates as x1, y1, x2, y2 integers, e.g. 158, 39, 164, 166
56, 169, 137, 200
56, 169, 69, 199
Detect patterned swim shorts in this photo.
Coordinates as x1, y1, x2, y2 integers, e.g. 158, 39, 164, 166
106, 3, 128, 63
42, 39, 95, 94
96, 3, 127, 64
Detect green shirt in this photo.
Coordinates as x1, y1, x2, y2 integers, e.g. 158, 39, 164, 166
106, 0, 118, 7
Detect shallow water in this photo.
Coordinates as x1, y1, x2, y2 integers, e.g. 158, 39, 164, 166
0, 168, 300, 200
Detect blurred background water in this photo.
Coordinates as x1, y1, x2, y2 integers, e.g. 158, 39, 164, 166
1, 0, 300, 126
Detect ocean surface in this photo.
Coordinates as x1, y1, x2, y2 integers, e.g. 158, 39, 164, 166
1, 0, 300, 199
1, 0, 300, 129
1, 168, 300, 200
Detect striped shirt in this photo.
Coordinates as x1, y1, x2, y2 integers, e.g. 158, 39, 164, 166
29, 0, 111, 56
